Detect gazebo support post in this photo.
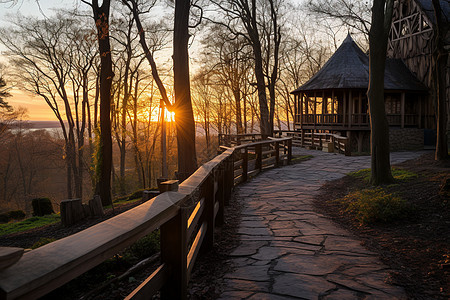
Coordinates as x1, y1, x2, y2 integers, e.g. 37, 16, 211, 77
401, 92, 405, 128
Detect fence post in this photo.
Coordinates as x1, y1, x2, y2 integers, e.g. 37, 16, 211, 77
160, 205, 188, 300
201, 175, 215, 253
242, 147, 248, 182
255, 143, 262, 172
215, 168, 225, 227
275, 141, 280, 167
287, 139, 292, 164
344, 139, 351, 156
301, 129, 305, 147
224, 155, 233, 205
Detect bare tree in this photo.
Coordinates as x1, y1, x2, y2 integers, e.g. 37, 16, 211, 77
123, 0, 198, 181
172, 0, 198, 180
192, 70, 213, 151
367, 0, 394, 185
199, 24, 253, 135
0, 15, 98, 199
0, 64, 12, 111
209, 0, 284, 137
307, 0, 372, 37
82, 0, 114, 206
277, 20, 331, 130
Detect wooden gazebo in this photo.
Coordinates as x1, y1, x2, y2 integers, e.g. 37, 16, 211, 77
291, 34, 430, 152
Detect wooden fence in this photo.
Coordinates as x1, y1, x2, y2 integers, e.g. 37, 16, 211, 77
0, 137, 292, 300
274, 130, 350, 156
218, 133, 263, 147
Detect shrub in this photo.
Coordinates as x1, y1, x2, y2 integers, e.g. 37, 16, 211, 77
128, 230, 160, 260
9, 210, 26, 220
31, 237, 57, 249
32, 197, 55, 216
0, 213, 10, 224
128, 189, 145, 201
340, 188, 412, 225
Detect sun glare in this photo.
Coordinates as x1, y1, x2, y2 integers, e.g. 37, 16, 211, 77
166, 109, 175, 122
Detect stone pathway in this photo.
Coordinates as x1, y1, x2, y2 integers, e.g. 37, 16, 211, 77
218, 149, 425, 300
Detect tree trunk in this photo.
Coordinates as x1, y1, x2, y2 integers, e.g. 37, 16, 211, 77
432, 0, 449, 160
233, 88, 243, 134
173, 0, 197, 181
368, 0, 394, 185
268, 0, 281, 137
93, 0, 113, 206
253, 43, 271, 138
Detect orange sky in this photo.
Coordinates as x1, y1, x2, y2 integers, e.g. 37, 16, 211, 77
9, 90, 57, 121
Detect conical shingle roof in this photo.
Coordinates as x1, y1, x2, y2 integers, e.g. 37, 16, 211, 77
292, 34, 427, 93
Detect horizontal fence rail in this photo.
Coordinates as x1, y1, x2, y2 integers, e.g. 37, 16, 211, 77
0, 138, 292, 300
274, 130, 350, 156
218, 133, 263, 148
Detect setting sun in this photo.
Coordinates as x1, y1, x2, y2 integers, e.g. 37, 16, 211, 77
165, 109, 175, 122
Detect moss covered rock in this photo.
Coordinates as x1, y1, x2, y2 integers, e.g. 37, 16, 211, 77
32, 198, 55, 216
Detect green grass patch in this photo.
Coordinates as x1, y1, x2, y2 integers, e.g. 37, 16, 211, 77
291, 155, 313, 164
338, 188, 413, 225
109, 197, 141, 208
31, 237, 57, 249
0, 214, 60, 236
349, 167, 418, 183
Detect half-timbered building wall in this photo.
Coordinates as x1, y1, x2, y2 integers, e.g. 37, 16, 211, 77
387, 0, 435, 87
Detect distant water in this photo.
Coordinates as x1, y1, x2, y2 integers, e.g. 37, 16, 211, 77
29, 121, 62, 129
9, 121, 63, 135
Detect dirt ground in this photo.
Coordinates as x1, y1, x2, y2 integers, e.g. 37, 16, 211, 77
314, 152, 450, 300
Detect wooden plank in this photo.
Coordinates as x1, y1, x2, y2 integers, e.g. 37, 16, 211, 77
186, 222, 207, 281
242, 148, 248, 182
234, 159, 243, 169
187, 199, 205, 241
248, 169, 259, 177
233, 137, 291, 150
262, 156, 276, 167
0, 248, 23, 270
275, 142, 280, 167
262, 150, 275, 156
234, 176, 243, 186
234, 168, 243, 177
0, 192, 186, 300
215, 169, 225, 227
262, 164, 276, 170
159, 180, 179, 193
125, 264, 171, 300
160, 206, 188, 300
201, 176, 215, 252
255, 144, 262, 172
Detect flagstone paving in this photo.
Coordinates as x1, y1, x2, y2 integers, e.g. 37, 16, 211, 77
218, 148, 426, 300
